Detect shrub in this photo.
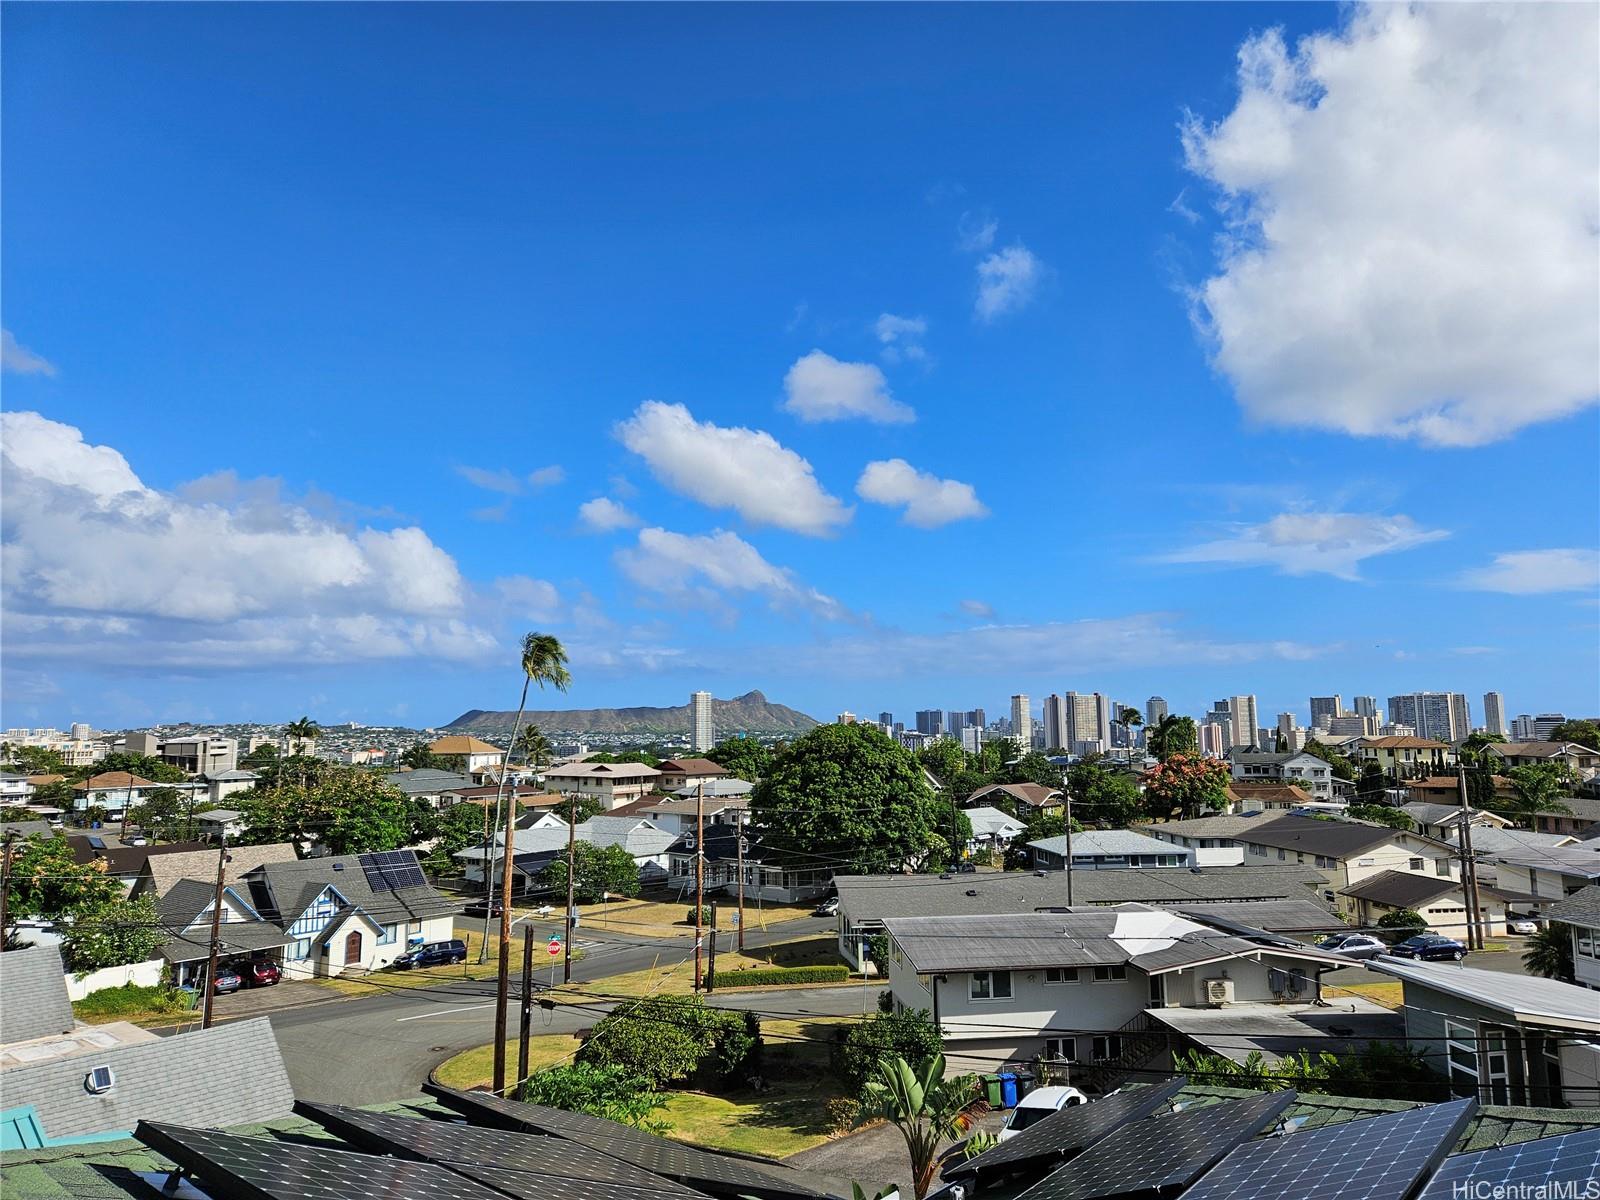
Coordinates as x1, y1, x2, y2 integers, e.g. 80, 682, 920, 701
1376, 909, 1428, 943
578, 995, 711, 1086
707, 964, 850, 988
825, 1096, 859, 1137
831, 1008, 944, 1094
686, 905, 713, 925
517, 1062, 668, 1130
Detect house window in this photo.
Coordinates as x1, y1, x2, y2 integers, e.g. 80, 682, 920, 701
1277, 849, 1286, 862
1045, 967, 1078, 985
1091, 965, 1127, 983
1435, 859, 1452, 877
1091, 1035, 1123, 1061
1445, 1020, 1479, 1092
378, 924, 398, 945
1409, 857, 1425, 871
1316, 856, 1335, 869
969, 971, 1013, 1000
1576, 928, 1596, 958
289, 938, 312, 960
1044, 1037, 1077, 1063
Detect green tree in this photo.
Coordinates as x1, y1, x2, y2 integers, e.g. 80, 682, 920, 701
237, 768, 412, 855
129, 787, 194, 842
85, 752, 186, 784
1502, 762, 1574, 824
858, 1054, 980, 1200
1118, 707, 1143, 753
832, 1008, 945, 1094
61, 894, 167, 971
423, 801, 492, 874
2, 835, 123, 947
1140, 752, 1231, 819
577, 994, 728, 1087
1146, 715, 1198, 762
1303, 739, 1358, 783
917, 740, 967, 787
5, 746, 68, 776
399, 742, 445, 770
1355, 763, 1389, 804
1172, 1044, 1442, 1102
1376, 908, 1429, 943
538, 843, 642, 905
1007, 751, 1064, 789
1523, 922, 1574, 981
1547, 720, 1600, 748
751, 723, 944, 874
516, 1063, 668, 1130
1065, 757, 1143, 828
706, 736, 775, 782
517, 725, 553, 769
1348, 803, 1415, 832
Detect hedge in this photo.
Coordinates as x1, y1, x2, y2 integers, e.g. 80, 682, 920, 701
707, 964, 850, 988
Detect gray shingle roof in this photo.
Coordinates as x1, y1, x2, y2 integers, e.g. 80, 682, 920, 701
154, 879, 290, 963
382, 769, 474, 794
250, 851, 459, 929
1145, 814, 1279, 838
1489, 843, 1600, 879
1030, 829, 1190, 857
0, 944, 74, 1043
1338, 869, 1459, 908
1544, 884, 1600, 926
135, 842, 299, 899
1372, 957, 1600, 1030
1242, 814, 1447, 857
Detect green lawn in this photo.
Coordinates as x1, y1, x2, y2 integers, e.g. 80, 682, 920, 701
434, 1034, 582, 1090
548, 935, 848, 1001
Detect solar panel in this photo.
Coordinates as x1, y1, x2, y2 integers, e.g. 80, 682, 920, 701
1417, 1127, 1600, 1200
944, 1079, 1189, 1184
360, 849, 427, 891
297, 1102, 707, 1197
134, 1121, 503, 1200
424, 1085, 840, 1200
1180, 1096, 1478, 1200
1018, 1090, 1298, 1200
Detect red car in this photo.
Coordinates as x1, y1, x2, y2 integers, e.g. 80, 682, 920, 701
236, 959, 281, 987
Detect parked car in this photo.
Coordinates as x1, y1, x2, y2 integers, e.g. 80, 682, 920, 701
1507, 916, 1541, 935
235, 959, 281, 988
1389, 934, 1467, 961
391, 939, 468, 969
462, 900, 503, 919
999, 1086, 1088, 1140
1315, 933, 1388, 961
209, 967, 243, 995
813, 897, 839, 917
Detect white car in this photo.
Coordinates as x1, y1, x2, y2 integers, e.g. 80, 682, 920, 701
1508, 917, 1540, 935
998, 1085, 1088, 1140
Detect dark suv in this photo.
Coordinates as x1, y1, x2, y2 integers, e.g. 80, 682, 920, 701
1389, 934, 1467, 962
236, 959, 281, 988
391, 939, 468, 969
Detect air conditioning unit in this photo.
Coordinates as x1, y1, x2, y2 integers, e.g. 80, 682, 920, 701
1204, 978, 1234, 1006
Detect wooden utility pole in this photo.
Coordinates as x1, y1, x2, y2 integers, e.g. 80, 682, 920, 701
492, 759, 519, 1095
705, 902, 717, 993
201, 840, 229, 1029
0, 832, 18, 948
1063, 791, 1074, 907
694, 782, 705, 992
563, 798, 576, 983
517, 926, 534, 1086
476, 797, 497, 963
735, 822, 746, 952
1457, 763, 1484, 950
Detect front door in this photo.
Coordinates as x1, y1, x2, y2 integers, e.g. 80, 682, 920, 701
344, 930, 363, 965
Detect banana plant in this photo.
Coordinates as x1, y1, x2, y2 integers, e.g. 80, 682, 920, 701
859, 1054, 980, 1199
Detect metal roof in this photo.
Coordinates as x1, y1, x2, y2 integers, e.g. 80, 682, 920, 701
1370, 957, 1600, 1031
1031, 828, 1187, 857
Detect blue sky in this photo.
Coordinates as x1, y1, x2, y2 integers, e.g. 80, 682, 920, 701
3, 3, 1596, 732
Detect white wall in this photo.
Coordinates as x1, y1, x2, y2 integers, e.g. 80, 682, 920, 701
65, 959, 165, 1000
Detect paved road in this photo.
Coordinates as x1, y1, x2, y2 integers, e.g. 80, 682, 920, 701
257, 913, 876, 1105
1323, 937, 1534, 990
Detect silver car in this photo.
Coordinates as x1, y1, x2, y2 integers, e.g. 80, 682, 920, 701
1316, 933, 1387, 960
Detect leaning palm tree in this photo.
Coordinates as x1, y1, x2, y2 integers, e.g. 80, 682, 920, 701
859, 1054, 980, 1200
1119, 707, 1144, 762
1147, 714, 1196, 762
490, 634, 571, 1094
1523, 922, 1574, 981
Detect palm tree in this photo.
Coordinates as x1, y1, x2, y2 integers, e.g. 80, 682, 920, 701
859, 1054, 980, 1200
1523, 922, 1574, 981
284, 717, 319, 790
1146, 714, 1196, 762
1118, 707, 1143, 762
491, 633, 571, 1093
516, 725, 552, 771
1504, 762, 1573, 827
399, 742, 440, 770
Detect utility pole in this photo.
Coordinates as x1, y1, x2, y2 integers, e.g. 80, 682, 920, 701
492, 748, 520, 1096
517, 926, 534, 1086
705, 902, 717, 993
694, 781, 705, 992
201, 839, 229, 1029
0, 832, 18, 948
735, 820, 746, 952
1063, 791, 1074, 907
476, 797, 497, 964
1457, 762, 1484, 950
563, 797, 576, 983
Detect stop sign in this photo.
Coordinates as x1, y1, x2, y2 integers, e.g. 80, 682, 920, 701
547, 937, 562, 957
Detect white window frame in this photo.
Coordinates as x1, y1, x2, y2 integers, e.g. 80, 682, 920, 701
1044, 1037, 1077, 1063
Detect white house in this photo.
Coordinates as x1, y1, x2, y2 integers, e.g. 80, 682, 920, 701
426, 736, 506, 775
204, 769, 260, 805
963, 806, 1026, 855
1145, 814, 1279, 867
542, 760, 662, 809
384, 768, 476, 807
1545, 886, 1600, 992
70, 772, 164, 819
1228, 750, 1335, 800
1338, 869, 1509, 939
193, 808, 247, 843
1029, 829, 1194, 871
1489, 845, 1600, 906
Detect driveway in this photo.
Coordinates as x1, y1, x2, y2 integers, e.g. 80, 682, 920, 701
786, 1107, 1006, 1197
207, 978, 344, 1020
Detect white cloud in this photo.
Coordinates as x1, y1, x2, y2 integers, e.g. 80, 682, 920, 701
615, 400, 852, 536
1, 330, 56, 376
1458, 548, 1598, 595
455, 465, 524, 495
958, 599, 996, 620
975, 245, 1043, 322
527, 465, 565, 489
1162, 511, 1448, 580
1183, 4, 1599, 446
855, 459, 989, 529
782, 350, 914, 424
0, 410, 499, 667
578, 497, 641, 533
874, 314, 929, 364
493, 575, 564, 620
957, 212, 998, 253
615, 527, 848, 621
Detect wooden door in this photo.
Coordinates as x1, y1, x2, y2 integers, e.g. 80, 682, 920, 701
344, 930, 363, 965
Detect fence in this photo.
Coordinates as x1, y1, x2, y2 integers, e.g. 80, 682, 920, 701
65, 959, 165, 1000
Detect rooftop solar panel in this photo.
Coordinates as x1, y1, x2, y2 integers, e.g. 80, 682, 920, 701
360, 849, 426, 891
452, 1160, 709, 1200
944, 1079, 1189, 1183
134, 1121, 503, 1200
1417, 1127, 1600, 1200
1180, 1096, 1478, 1200
1018, 1090, 1298, 1200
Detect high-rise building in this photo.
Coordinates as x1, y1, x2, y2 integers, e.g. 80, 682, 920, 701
1309, 696, 1343, 730
836, 711, 857, 725
1327, 713, 1379, 737
1146, 697, 1168, 727
1529, 713, 1566, 740
1229, 695, 1260, 750
1198, 721, 1228, 756
1352, 696, 1379, 720
690, 690, 715, 751
1387, 692, 1470, 742
1204, 702, 1234, 752
968, 708, 987, 730
878, 711, 894, 729
70, 722, 92, 741
915, 710, 944, 737
1065, 692, 1110, 753
1010, 695, 1031, 750
961, 727, 984, 753
1041, 695, 1069, 751
1482, 692, 1507, 737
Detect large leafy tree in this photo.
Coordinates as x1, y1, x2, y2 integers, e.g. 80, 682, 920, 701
1007, 751, 1064, 789
1502, 762, 1573, 825
832, 1008, 945, 1093
538, 843, 642, 904
1348, 803, 1415, 832
1547, 720, 1600, 748
706, 736, 776, 782
858, 1054, 980, 1200
130, 786, 195, 842
61, 894, 167, 971
1303, 739, 1358, 782
84, 752, 186, 784
1064, 757, 1143, 828
2, 835, 123, 948
1146, 715, 1198, 762
1141, 752, 1232, 819
237, 768, 412, 855
5, 746, 68, 776
399, 742, 445, 770
751, 723, 943, 873
576, 995, 735, 1087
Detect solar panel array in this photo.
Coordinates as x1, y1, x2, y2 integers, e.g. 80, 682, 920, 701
359, 849, 426, 891
1418, 1127, 1600, 1200
1179, 1096, 1478, 1200
1020, 1090, 1299, 1200
946, 1079, 1189, 1182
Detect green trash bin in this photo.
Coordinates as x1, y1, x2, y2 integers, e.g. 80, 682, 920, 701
983, 1074, 1005, 1107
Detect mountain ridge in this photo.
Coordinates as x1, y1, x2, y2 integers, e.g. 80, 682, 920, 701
442, 689, 819, 736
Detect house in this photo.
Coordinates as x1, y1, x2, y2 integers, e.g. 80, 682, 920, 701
203, 768, 259, 805
1230, 814, 1460, 912
962, 805, 1026, 854
964, 782, 1063, 813
67, 837, 213, 890
1228, 750, 1335, 800
244, 850, 460, 978
608, 793, 748, 837
1544, 886, 1600, 992
438, 782, 568, 812
69, 772, 163, 820
1029, 828, 1193, 871
1454, 827, 1579, 857
453, 819, 571, 891
1527, 794, 1600, 838
572, 816, 676, 885
1222, 781, 1317, 813
1369, 956, 1600, 1107
665, 824, 831, 903
0, 944, 294, 1147
1488, 741, 1600, 782
1338, 870, 1510, 938
653, 757, 730, 789
1399, 801, 1513, 841
1406, 776, 1518, 809
1488, 844, 1600, 905
880, 905, 1349, 1076
1353, 736, 1456, 779
129, 842, 299, 899
153, 735, 238, 777
0, 772, 35, 802
670, 777, 754, 801
426, 735, 505, 774
154, 878, 292, 987
191, 808, 246, 843
541, 760, 662, 809
383, 768, 475, 806
1146, 813, 1279, 866
0, 819, 53, 841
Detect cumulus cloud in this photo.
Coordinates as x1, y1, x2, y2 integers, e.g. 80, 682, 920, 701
1162, 511, 1448, 580
855, 459, 989, 529
1183, 4, 1599, 446
493, 575, 564, 620
615, 527, 849, 621
578, 497, 641, 533
874, 314, 928, 364
615, 400, 852, 536
782, 350, 914, 424
0, 411, 498, 667
1458, 548, 1598, 595
1, 330, 56, 376
975, 245, 1043, 322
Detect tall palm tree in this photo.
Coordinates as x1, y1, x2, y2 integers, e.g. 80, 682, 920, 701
859, 1054, 980, 1200
1523, 922, 1573, 981
516, 725, 552, 771
491, 633, 570, 1094
1147, 714, 1196, 762
1119, 707, 1144, 763
284, 717, 319, 790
